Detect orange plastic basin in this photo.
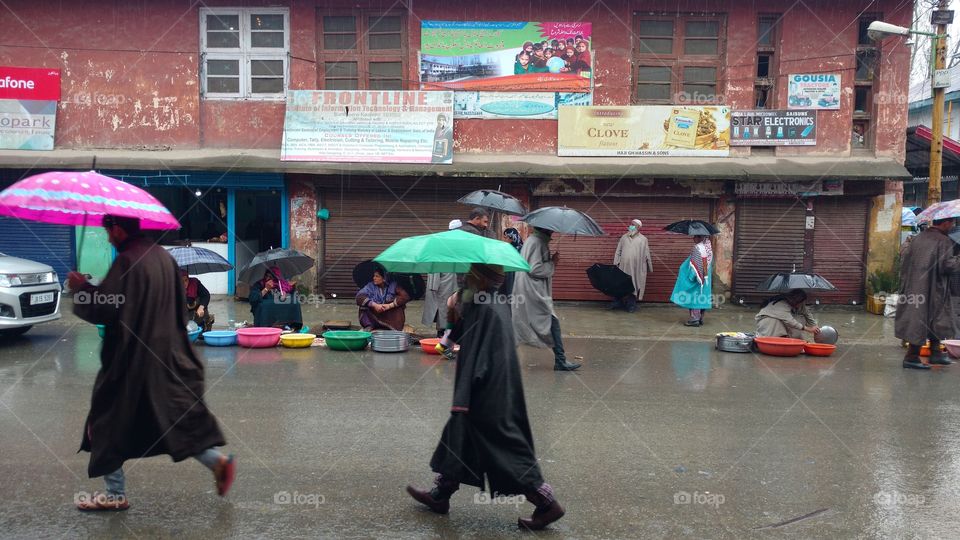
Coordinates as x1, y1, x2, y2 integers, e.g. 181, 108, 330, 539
803, 343, 836, 357
754, 337, 806, 357
420, 338, 441, 354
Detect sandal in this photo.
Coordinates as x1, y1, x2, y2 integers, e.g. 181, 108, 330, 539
214, 454, 236, 496
76, 491, 129, 512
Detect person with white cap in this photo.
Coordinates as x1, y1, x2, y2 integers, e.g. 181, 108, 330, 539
613, 219, 653, 313
422, 220, 462, 342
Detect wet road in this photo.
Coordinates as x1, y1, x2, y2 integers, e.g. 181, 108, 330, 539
1, 301, 957, 538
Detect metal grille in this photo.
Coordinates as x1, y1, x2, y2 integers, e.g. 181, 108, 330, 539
812, 197, 868, 304
733, 199, 806, 302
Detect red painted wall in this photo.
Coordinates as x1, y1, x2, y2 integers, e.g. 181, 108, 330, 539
0, 0, 913, 160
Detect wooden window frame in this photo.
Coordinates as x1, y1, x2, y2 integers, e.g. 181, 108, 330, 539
853, 13, 881, 149
754, 14, 780, 108
317, 9, 407, 91
200, 7, 290, 101
632, 13, 726, 105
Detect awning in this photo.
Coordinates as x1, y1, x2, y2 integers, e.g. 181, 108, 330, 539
905, 125, 960, 177
0, 148, 911, 181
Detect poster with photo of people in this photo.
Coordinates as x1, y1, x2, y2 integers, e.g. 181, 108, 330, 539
420, 21, 593, 92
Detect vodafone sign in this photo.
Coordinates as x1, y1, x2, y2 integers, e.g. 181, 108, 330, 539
0, 66, 61, 101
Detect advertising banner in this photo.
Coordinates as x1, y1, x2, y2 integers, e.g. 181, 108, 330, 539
453, 91, 592, 119
787, 73, 841, 110
730, 110, 816, 146
281, 90, 455, 164
420, 21, 593, 92
557, 105, 730, 157
0, 66, 60, 151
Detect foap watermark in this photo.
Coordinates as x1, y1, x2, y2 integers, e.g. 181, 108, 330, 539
74, 490, 126, 506
74, 290, 125, 308
676, 91, 726, 106
874, 490, 925, 508
274, 490, 325, 508
674, 490, 725, 509
273, 293, 327, 307
473, 491, 526, 508
671, 292, 727, 307
473, 291, 525, 306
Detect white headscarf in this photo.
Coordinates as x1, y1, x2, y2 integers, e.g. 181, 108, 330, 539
448, 219, 463, 230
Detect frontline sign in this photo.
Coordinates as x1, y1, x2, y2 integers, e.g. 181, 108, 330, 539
0, 66, 60, 151
730, 110, 816, 146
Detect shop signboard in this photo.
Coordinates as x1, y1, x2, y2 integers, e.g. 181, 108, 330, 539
730, 110, 816, 146
0, 66, 60, 150
787, 73, 841, 110
453, 91, 592, 119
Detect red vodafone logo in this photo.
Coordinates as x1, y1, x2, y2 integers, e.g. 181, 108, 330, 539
0, 66, 61, 101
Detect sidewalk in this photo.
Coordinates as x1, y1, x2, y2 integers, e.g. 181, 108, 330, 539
201, 296, 897, 346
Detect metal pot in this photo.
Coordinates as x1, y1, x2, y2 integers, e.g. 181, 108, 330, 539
814, 325, 839, 345
716, 333, 755, 353
370, 330, 410, 353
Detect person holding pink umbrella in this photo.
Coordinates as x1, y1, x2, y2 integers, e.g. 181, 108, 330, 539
67, 215, 235, 510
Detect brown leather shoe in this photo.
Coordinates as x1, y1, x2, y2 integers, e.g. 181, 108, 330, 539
406, 485, 450, 514
518, 500, 565, 530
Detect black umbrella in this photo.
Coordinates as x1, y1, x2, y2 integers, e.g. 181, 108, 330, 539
664, 220, 720, 236
949, 226, 960, 244
520, 206, 605, 236
352, 260, 426, 301
756, 272, 837, 292
237, 248, 315, 284
586, 263, 634, 299
458, 189, 528, 216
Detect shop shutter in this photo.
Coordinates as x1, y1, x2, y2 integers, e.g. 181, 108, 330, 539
536, 196, 712, 302
812, 197, 868, 304
732, 199, 806, 302
320, 178, 508, 296
0, 217, 75, 280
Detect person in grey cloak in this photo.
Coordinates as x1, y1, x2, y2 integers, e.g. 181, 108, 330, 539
612, 218, 652, 312
512, 227, 581, 371
896, 217, 960, 369
406, 264, 567, 531
755, 289, 820, 339
67, 215, 235, 511
422, 219, 462, 337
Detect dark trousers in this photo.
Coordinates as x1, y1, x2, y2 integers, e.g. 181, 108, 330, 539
550, 316, 566, 362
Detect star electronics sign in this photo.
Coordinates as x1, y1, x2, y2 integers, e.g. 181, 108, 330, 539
0, 66, 61, 150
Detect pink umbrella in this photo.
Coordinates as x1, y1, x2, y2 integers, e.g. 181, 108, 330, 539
0, 171, 180, 229
916, 199, 960, 225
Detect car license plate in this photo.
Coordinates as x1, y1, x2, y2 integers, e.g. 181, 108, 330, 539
30, 292, 54, 305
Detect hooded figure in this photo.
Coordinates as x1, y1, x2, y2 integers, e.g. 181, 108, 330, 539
613, 219, 653, 312
181, 269, 214, 332
68, 215, 233, 511
406, 264, 568, 531
512, 228, 581, 370
249, 266, 302, 328
896, 220, 960, 369
755, 289, 819, 339
422, 220, 462, 335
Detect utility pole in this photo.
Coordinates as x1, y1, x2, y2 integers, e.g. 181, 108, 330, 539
929, 0, 951, 204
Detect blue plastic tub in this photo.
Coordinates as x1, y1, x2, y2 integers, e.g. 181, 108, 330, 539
202, 330, 237, 346
187, 327, 202, 343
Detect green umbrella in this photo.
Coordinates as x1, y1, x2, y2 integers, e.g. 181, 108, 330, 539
374, 229, 530, 273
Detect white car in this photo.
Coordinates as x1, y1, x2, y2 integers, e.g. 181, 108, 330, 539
0, 253, 61, 336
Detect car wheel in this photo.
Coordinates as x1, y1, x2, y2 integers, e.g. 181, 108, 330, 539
0, 326, 32, 337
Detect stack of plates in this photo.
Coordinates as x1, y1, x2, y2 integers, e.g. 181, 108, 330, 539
370, 330, 410, 353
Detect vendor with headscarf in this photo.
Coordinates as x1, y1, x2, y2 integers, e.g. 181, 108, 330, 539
181, 270, 214, 332
755, 289, 820, 339
671, 235, 713, 327
249, 266, 302, 328
357, 267, 410, 331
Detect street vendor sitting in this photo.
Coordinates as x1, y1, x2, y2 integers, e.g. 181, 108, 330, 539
755, 289, 821, 339
182, 270, 215, 332
356, 268, 410, 331
249, 266, 302, 328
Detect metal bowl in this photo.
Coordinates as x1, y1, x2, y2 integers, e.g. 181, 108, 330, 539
370, 330, 410, 353
814, 325, 839, 345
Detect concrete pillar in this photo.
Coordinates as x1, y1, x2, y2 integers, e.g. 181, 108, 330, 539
287, 178, 319, 292
712, 194, 736, 299
866, 180, 903, 281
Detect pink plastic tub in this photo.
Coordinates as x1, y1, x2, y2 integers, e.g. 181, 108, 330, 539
236, 327, 282, 348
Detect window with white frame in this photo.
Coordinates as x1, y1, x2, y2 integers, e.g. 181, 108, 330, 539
200, 8, 289, 99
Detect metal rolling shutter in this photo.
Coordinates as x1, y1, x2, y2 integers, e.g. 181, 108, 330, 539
733, 199, 806, 301
320, 178, 501, 296
0, 217, 75, 280
536, 196, 712, 302
812, 197, 868, 304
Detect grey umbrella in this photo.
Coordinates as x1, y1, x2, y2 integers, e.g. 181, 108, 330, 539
238, 248, 315, 284
457, 189, 528, 216
168, 246, 233, 275
756, 271, 837, 292
520, 206, 605, 236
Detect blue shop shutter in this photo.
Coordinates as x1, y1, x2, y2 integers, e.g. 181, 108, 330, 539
0, 217, 75, 279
